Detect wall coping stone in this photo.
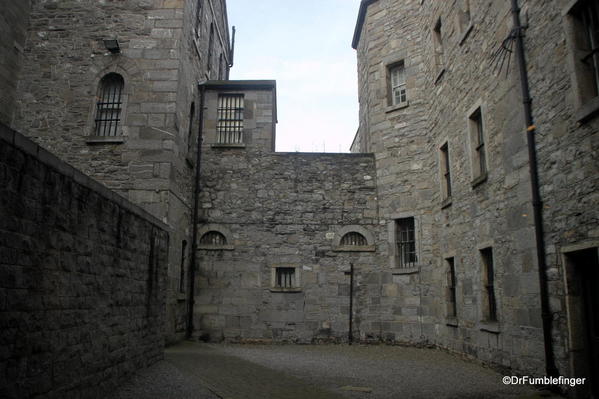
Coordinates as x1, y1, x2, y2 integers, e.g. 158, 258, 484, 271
0, 122, 170, 232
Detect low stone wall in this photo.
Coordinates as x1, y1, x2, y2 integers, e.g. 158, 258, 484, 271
0, 124, 169, 398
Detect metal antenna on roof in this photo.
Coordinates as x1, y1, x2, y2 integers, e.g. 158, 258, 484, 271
490, 27, 521, 77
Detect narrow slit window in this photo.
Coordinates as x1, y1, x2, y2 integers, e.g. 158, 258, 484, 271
207, 23, 214, 72
95, 73, 124, 136
447, 257, 457, 318
195, 0, 203, 37
481, 247, 497, 322
179, 240, 187, 293
217, 94, 244, 144
396, 217, 417, 268
469, 108, 487, 179
433, 18, 444, 69
440, 142, 452, 200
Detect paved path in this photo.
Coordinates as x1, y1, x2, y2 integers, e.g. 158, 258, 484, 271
112, 342, 561, 399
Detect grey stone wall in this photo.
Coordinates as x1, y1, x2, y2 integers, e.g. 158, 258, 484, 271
353, 0, 598, 380
195, 150, 385, 343
0, 0, 30, 126
10, 0, 231, 343
0, 124, 168, 399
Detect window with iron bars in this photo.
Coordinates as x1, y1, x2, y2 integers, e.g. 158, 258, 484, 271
95, 73, 124, 136
481, 247, 497, 322
396, 217, 417, 268
217, 94, 244, 144
199, 231, 227, 246
275, 267, 296, 289
340, 232, 368, 246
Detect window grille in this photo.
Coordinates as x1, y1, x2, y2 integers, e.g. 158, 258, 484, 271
95, 73, 124, 136
579, 0, 599, 97
396, 218, 417, 268
481, 248, 497, 322
217, 94, 244, 144
440, 142, 452, 199
340, 232, 368, 246
199, 231, 227, 246
470, 108, 486, 177
389, 63, 407, 105
447, 257, 457, 318
275, 267, 295, 288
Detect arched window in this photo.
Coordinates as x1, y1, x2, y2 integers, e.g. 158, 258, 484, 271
95, 73, 124, 136
340, 232, 368, 246
200, 231, 227, 246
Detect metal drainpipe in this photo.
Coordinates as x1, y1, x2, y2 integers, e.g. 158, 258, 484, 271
510, 0, 558, 377
186, 82, 206, 339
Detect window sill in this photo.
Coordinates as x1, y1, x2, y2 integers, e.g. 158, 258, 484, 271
385, 101, 409, 113
177, 293, 187, 302
446, 317, 459, 327
575, 96, 599, 125
269, 287, 302, 293
86, 136, 125, 144
458, 24, 474, 46
391, 267, 419, 275
332, 245, 375, 252
198, 244, 235, 251
471, 172, 488, 188
434, 68, 446, 85
441, 196, 452, 209
210, 143, 246, 149
480, 321, 500, 334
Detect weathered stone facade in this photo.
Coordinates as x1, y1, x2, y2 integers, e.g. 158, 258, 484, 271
352, 0, 598, 393
0, 124, 168, 398
6, 0, 232, 344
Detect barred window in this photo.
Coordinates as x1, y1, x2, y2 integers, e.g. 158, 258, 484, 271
389, 62, 407, 106
446, 257, 457, 318
199, 231, 227, 246
275, 267, 296, 289
340, 232, 368, 246
217, 94, 244, 144
481, 247, 497, 322
396, 217, 417, 268
95, 73, 124, 136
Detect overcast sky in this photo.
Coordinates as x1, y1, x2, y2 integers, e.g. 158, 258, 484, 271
226, 0, 362, 153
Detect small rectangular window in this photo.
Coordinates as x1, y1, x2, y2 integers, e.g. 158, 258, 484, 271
388, 62, 407, 106
396, 217, 417, 268
469, 107, 487, 182
446, 257, 457, 318
481, 247, 497, 322
440, 142, 452, 201
179, 240, 187, 293
217, 94, 244, 144
275, 267, 296, 289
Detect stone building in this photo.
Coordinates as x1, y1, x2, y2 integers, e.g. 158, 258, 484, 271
3, 0, 233, 344
352, 0, 598, 395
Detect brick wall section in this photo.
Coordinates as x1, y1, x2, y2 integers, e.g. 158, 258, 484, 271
0, 0, 31, 126
0, 124, 168, 399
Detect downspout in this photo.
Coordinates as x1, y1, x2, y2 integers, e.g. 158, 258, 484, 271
186, 82, 206, 339
510, 0, 558, 377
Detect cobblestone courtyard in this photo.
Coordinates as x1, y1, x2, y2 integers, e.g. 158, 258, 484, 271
112, 342, 561, 399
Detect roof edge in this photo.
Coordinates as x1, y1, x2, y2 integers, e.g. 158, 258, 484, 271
201, 80, 276, 90
352, 0, 378, 50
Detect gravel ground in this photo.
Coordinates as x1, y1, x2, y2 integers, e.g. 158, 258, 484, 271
110, 342, 562, 399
